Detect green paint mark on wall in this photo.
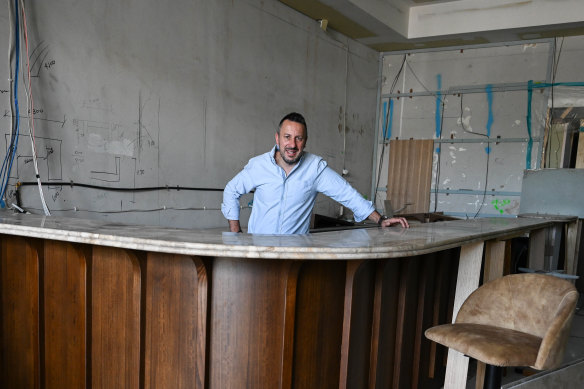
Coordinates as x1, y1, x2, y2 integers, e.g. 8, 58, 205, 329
492, 199, 510, 214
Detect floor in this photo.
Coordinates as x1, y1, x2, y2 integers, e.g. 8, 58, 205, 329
465, 292, 584, 388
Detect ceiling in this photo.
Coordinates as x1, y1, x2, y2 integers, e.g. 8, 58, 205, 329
279, 0, 584, 51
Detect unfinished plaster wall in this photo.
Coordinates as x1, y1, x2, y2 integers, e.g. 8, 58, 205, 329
0, 0, 379, 229
374, 40, 567, 218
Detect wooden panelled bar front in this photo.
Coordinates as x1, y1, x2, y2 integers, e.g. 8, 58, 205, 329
0, 213, 576, 389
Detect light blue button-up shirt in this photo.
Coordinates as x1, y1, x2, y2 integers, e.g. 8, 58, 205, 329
221, 146, 375, 234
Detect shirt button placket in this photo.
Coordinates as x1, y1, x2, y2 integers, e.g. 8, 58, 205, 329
278, 174, 287, 234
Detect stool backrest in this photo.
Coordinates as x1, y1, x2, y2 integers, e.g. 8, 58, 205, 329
455, 273, 578, 369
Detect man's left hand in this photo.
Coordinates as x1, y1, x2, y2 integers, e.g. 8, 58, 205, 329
380, 216, 409, 229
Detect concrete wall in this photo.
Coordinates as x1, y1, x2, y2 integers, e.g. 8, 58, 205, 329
0, 0, 380, 229
375, 37, 584, 218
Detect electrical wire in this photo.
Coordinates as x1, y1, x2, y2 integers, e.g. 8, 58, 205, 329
17, 181, 226, 192
15, 181, 253, 217
6, 0, 14, 153
459, 93, 490, 218
405, 59, 447, 105
373, 54, 406, 209
459, 94, 488, 138
473, 149, 490, 219
0, 0, 14, 200
20, 0, 50, 215
0, 0, 21, 207
22, 205, 251, 214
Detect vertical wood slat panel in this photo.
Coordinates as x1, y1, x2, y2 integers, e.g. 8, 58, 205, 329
292, 261, 345, 389
369, 250, 459, 389
91, 246, 141, 389
209, 258, 299, 389
368, 261, 387, 389
0, 236, 41, 389
281, 262, 302, 389
412, 253, 438, 389
387, 139, 434, 214
425, 249, 459, 386
43, 240, 87, 389
393, 256, 421, 389
144, 252, 208, 389
340, 260, 375, 389
371, 259, 401, 388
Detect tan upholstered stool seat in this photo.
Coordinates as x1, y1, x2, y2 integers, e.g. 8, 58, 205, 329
424, 273, 578, 388
426, 323, 540, 367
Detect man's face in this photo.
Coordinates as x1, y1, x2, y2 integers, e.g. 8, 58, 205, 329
275, 119, 307, 165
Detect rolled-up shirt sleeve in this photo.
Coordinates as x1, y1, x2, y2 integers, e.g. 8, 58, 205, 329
315, 162, 375, 222
221, 165, 256, 221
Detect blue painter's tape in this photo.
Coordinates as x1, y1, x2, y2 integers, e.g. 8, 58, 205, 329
382, 100, 388, 139
531, 81, 584, 88
381, 98, 394, 140
387, 99, 394, 139
485, 84, 493, 138
435, 74, 442, 139
526, 80, 533, 169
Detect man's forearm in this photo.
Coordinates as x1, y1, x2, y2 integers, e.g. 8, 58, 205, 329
228, 219, 242, 233
368, 211, 382, 223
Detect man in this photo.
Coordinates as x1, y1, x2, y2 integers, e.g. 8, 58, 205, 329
221, 112, 408, 234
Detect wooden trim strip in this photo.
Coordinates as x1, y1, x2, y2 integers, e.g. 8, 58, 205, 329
339, 260, 364, 389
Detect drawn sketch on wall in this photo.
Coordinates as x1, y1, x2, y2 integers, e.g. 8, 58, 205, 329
0, 0, 379, 229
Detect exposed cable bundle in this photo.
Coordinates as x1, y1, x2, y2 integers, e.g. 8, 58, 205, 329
20, 0, 50, 215
1, 0, 50, 214
0, 0, 21, 209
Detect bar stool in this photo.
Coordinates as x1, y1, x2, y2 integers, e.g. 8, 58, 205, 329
425, 273, 578, 389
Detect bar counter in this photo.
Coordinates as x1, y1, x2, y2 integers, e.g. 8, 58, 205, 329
0, 212, 577, 389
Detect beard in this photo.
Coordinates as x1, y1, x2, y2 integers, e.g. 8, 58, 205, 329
279, 146, 303, 165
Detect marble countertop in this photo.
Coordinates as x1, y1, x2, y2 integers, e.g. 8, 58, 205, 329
0, 212, 573, 260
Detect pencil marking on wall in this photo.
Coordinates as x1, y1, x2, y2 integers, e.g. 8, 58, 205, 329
82, 97, 113, 113
138, 91, 142, 158
6, 134, 63, 181
4, 110, 66, 127
129, 157, 137, 204
91, 156, 121, 182
136, 91, 157, 160
74, 118, 133, 156
28, 41, 51, 78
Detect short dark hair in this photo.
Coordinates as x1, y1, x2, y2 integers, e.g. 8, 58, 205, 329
278, 112, 307, 134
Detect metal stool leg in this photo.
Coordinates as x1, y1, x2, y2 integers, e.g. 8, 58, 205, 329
484, 364, 502, 389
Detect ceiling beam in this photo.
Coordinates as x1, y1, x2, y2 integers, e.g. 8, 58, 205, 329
341, 0, 411, 37
409, 0, 584, 38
